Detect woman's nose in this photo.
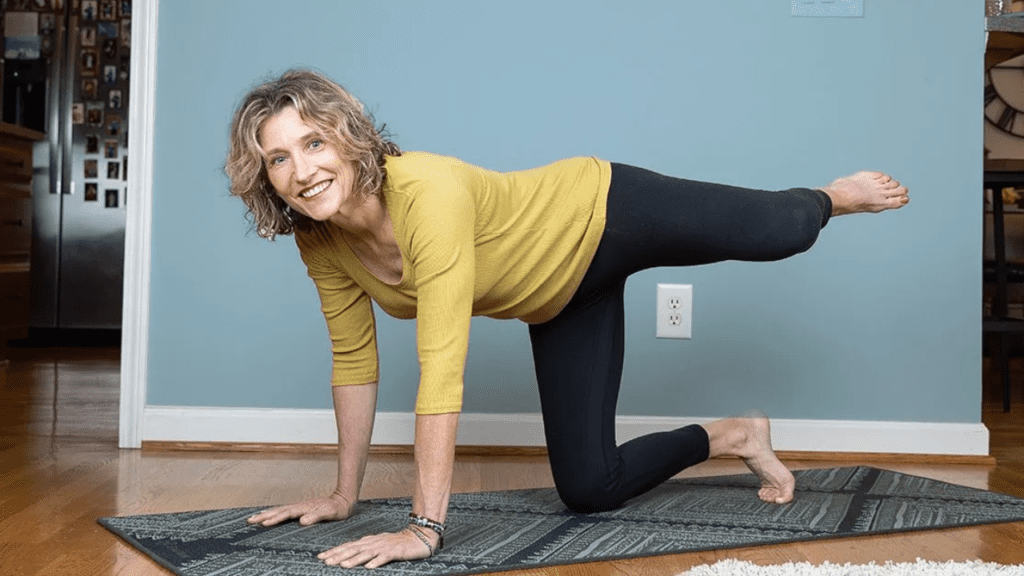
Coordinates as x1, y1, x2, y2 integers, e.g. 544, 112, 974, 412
292, 152, 316, 183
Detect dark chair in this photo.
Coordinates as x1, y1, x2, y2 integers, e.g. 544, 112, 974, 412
983, 168, 1024, 411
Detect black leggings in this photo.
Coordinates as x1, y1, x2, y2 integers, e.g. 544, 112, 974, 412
528, 163, 832, 513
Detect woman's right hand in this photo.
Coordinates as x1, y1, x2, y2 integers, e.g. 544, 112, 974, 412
247, 492, 354, 527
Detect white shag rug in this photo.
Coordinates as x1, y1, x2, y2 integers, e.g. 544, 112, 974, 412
681, 559, 1024, 576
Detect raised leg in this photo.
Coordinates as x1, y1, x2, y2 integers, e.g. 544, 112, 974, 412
528, 164, 908, 512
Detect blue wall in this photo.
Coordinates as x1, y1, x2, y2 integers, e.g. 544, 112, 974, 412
147, 1, 984, 422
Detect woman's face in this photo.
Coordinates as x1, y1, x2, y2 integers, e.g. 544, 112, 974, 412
259, 106, 358, 223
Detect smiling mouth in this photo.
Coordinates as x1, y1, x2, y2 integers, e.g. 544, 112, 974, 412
300, 180, 332, 199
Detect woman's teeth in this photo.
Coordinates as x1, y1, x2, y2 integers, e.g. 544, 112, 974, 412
300, 181, 331, 199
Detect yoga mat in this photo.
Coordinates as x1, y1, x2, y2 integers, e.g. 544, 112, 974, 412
99, 466, 1024, 576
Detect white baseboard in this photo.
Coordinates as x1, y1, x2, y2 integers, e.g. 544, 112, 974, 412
143, 406, 990, 456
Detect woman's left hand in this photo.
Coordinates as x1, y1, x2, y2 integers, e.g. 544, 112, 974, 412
318, 529, 434, 569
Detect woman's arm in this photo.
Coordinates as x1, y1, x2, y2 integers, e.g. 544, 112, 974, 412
412, 411, 459, 525
333, 381, 378, 506
317, 410, 460, 569
247, 383, 377, 526
249, 230, 381, 526
332, 383, 378, 511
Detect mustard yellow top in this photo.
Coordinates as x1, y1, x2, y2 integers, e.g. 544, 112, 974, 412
294, 151, 611, 414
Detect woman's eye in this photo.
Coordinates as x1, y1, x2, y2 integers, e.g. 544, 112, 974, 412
270, 156, 286, 166
309, 139, 323, 150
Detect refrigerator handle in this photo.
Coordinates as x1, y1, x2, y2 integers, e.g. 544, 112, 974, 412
47, 10, 67, 194
59, 12, 77, 195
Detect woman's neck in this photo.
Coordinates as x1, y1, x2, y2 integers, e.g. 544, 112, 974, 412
329, 194, 388, 243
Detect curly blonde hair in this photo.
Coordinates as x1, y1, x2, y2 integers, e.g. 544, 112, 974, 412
225, 69, 400, 239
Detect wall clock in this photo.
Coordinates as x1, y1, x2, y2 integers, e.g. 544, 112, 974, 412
985, 54, 1024, 141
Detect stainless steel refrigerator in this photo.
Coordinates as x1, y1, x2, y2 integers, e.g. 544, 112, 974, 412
3, 0, 131, 331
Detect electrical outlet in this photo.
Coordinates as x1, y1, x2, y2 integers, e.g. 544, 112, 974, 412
656, 284, 691, 339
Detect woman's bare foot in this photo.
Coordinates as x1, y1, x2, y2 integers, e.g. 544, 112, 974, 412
820, 171, 909, 217
701, 412, 795, 504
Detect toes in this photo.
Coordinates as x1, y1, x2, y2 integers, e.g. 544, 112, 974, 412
758, 487, 794, 505
880, 178, 901, 191
886, 184, 909, 200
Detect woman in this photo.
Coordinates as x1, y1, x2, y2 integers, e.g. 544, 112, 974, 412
225, 69, 909, 569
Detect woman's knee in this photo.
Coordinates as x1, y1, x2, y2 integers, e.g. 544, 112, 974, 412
555, 476, 625, 513
759, 188, 828, 260
782, 207, 821, 257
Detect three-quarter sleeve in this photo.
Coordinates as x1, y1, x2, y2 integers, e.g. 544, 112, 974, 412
398, 178, 476, 414
296, 230, 379, 388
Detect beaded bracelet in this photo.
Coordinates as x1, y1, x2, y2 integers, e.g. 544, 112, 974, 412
408, 513, 445, 550
405, 526, 437, 556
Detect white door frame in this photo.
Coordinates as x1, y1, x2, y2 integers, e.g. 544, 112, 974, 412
119, 0, 159, 448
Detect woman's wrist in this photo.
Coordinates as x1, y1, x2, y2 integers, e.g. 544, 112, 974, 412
408, 513, 445, 550
406, 525, 441, 555
328, 490, 356, 514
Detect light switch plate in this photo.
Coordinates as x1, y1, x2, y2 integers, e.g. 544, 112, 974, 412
791, 0, 864, 18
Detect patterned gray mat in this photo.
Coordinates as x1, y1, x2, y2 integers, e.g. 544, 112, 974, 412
99, 466, 1024, 576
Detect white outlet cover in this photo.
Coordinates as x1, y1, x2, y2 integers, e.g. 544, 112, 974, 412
657, 284, 692, 339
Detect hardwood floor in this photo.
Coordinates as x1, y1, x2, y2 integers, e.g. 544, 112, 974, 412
3, 346, 1024, 575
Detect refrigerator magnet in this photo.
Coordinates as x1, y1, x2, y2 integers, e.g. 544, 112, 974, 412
102, 38, 117, 59
82, 1, 98, 21
100, 1, 117, 21
83, 78, 98, 99
86, 101, 103, 127
81, 27, 97, 48
81, 49, 98, 76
